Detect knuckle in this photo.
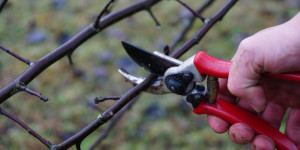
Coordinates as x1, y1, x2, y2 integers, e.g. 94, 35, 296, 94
238, 37, 252, 52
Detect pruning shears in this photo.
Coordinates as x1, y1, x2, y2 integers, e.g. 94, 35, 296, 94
119, 41, 300, 150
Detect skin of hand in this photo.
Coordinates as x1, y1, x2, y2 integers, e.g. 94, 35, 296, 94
207, 12, 300, 150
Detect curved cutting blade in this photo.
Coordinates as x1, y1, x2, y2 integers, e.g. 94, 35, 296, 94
121, 41, 180, 75
118, 68, 171, 94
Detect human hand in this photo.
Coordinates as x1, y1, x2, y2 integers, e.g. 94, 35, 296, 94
208, 12, 300, 149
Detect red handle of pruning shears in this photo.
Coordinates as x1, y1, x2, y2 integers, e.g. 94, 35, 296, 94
194, 51, 300, 82
193, 98, 299, 150
193, 51, 300, 149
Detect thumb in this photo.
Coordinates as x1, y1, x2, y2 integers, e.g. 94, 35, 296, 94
227, 43, 267, 112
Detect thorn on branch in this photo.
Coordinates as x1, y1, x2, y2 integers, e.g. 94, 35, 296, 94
163, 45, 170, 55
147, 8, 161, 29
17, 85, 48, 102
67, 53, 73, 65
176, 0, 206, 23
76, 141, 82, 150
94, 96, 120, 104
93, 0, 115, 30
0, 107, 52, 148
0, 0, 8, 14
0, 45, 31, 65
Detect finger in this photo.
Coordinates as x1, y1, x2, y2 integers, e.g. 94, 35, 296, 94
261, 78, 300, 108
261, 102, 286, 129
208, 79, 236, 134
218, 78, 236, 103
236, 98, 256, 113
251, 135, 275, 150
228, 42, 267, 112
228, 123, 255, 144
285, 108, 300, 147
207, 115, 229, 133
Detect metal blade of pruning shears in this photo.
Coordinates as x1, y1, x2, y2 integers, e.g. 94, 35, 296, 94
121, 41, 181, 75
118, 68, 171, 94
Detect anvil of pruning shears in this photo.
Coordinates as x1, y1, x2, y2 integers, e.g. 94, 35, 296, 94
119, 41, 300, 150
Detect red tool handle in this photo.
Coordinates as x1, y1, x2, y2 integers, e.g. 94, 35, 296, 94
193, 98, 299, 150
193, 51, 300, 82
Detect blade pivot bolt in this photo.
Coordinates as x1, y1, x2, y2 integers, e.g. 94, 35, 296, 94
183, 73, 193, 82
194, 93, 202, 101
170, 86, 176, 91
165, 72, 193, 95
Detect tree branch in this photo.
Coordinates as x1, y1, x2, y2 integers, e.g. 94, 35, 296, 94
51, 0, 237, 149
0, 107, 52, 148
93, 0, 115, 30
170, 0, 238, 58
0, 0, 162, 104
0, 44, 31, 65
88, 97, 138, 150
176, 0, 206, 22
0, 0, 238, 149
16, 84, 48, 102
170, 0, 214, 51
52, 73, 158, 150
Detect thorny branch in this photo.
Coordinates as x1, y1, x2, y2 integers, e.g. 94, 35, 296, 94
16, 84, 48, 102
52, 0, 238, 149
0, 0, 238, 149
176, 0, 206, 22
170, 0, 238, 58
0, 0, 161, 149
0, 107, 52, 148
0, 0, 162, 103
170, 0, 214, 51
89, 1, 215, 145
0, 44, 31, 65
93, 0, 115, 30
52, 74, 158, 150
88, 97, 139, 150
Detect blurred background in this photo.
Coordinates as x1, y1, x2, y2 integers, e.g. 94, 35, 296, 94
0, 0, 299, 149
